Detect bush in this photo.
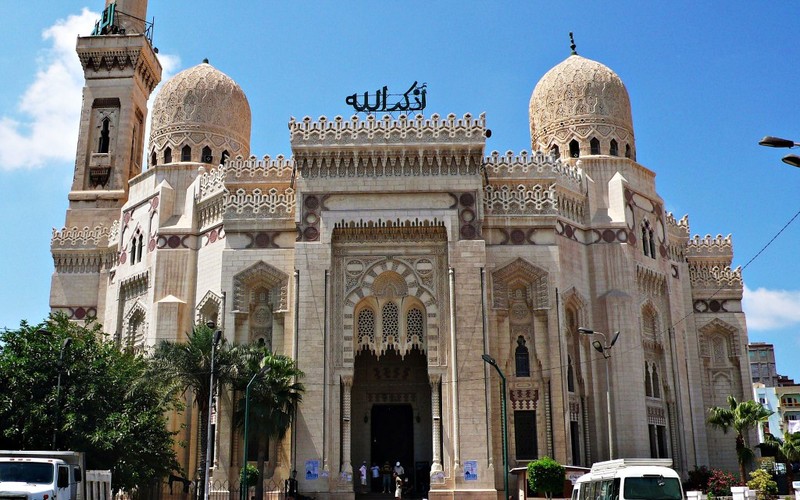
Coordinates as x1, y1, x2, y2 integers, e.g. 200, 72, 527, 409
685, 466, 712, 492
746, 468, 777, 500
527, 457, 566, 499
707, 468, 740, 496
240, 464, 260, 488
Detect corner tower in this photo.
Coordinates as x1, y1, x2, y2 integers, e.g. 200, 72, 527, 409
67, 0, 161, 228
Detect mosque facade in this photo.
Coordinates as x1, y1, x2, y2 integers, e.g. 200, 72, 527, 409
49, 0, 752, 497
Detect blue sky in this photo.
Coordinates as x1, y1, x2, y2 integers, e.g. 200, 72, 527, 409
2, 2, 799, 381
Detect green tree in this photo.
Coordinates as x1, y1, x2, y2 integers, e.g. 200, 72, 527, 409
707, 395, 773, 482
150, 323, 241, 500
746, 468, 778, 500
527, 456, 565, 499
0, 314, 179, 491
759, 431, 800, 488
233, 346, 304, 500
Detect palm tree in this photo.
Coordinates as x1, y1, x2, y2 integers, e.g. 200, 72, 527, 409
233, 346, 304, 500
780, 432, 800, 488
150, 324, 240, 500
708, 395, 773, 482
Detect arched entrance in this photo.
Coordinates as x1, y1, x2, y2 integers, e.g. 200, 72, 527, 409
351, 347, 432, 497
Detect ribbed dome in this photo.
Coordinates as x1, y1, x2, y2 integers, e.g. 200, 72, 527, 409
149, 61, 250, 164
529, 54, 635, 160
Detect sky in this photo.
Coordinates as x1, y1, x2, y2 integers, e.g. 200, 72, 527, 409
1, 2, 799, 381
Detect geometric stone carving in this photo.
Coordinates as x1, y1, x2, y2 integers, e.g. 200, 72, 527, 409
232, 261, 289, 312
492, 258, 549, 310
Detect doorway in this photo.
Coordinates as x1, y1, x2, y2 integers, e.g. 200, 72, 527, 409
371, 404, 413, 474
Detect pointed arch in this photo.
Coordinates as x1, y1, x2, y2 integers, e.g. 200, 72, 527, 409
196, 290, 222, 327
123, 301, 147, 352
491, 257, 549, 311
232, 261, 289, 313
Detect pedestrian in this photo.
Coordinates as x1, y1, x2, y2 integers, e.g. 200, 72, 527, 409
359, 461, 368, 491
394, 472, 403, 498
370, 462, 380, 492
382, 461, 392, 493
393, 461, 405, 479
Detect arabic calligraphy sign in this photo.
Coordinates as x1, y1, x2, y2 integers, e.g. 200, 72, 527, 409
346, 81, 427, 114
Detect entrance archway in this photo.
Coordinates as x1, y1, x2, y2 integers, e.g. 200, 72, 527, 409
351, 347, 432, 497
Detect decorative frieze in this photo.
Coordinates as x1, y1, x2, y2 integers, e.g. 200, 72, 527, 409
688, 264, 742, 288
484, 183, 557, 215
636, 265, 666, 296
51, 225, 110, 248
510, 388, 539, 410
225, 187, 295, 217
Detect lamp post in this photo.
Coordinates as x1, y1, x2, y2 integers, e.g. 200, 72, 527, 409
758, 135, 800, 168
204, 322, 223, 500
53, 337, 72, 450
577, 327, 620, 459
481, 353, 508, 500
241, 363, 270, 500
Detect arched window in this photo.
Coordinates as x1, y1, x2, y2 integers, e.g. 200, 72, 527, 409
181, 145, 192, 162
129, 236, 137, 264
645, 363, 653, 397
625, 144, 632, 158
98, 117, 111, 153
652, 365, 661, 398
406, 307, 424, 345
567, 355, 575, 392
590, 137, 600, 155
357, 308, 375, 345
201, 146, 213, 164
569, 139, 580, 158
221, 150, 230, 165
150, 150, 157, 167
164, 147, 172, 164
642, 224, 650, 257
550, 145, 560, 159
649, 229, 656, 259
382, 302, 399, 343
137, 234, 144, 263
610, 139, 618, 156
515, 336, 530, 377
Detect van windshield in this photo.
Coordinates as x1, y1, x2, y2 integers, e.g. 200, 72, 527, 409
0, 463, 55, 484
624, 476, 682, 500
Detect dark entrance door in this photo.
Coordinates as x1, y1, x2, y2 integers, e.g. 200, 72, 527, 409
371, 404, 413, 481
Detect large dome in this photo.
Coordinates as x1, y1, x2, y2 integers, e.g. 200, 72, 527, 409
529, 54, 635, 161
149, 61, 251, 166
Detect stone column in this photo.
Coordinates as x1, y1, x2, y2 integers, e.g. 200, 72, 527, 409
430, 373, 443, 473
341, 375, 354, 477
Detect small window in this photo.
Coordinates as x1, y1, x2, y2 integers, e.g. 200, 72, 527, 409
569, 139, 580, 158
645, 363, 653, 397
181, 145, 192, 162
150, 150, 157, 167
567, 356, 575, 392
515, 336, 530, 377
625, 144, 632, 158
649, 229, 656, 259
590, 138, 600, 155
550, 145, 560, 160
642, 226, 650, 257
98, 117, 111, 154
652, 366, 661, 399
201, 146, 213, 164
164, 147, 172, 164
610, 140, 618, 156
221, 150, 230, 165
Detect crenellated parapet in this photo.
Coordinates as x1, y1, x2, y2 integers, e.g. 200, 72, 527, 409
686, 234, 734, 262
665, 213, 690, 261
686, 234, 742, 291
666, 213, 689, 238
482, 150, 587, 223
688, 264, 743, 289
291, 114, 485, 179
226, 155, 294, 180
225, 187, 295, 219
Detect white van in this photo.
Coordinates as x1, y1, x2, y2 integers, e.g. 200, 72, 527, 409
0, 451, 85, 500
571, 459, 683, 500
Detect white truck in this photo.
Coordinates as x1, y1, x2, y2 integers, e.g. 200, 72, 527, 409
0, 451, 85, 500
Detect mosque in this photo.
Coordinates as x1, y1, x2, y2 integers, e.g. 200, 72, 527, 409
49, 0, 753, 498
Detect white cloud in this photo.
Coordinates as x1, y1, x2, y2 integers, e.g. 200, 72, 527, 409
0, 9, 96, 171
743, 284, 800, 331
0, 10, 181, 172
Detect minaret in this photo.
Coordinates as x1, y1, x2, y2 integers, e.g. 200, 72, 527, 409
51, 0, 161, 324
66, 0, 161, 229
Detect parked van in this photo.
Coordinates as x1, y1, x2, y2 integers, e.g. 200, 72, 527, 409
571, 459, 683, 500
0, 451, 85, 500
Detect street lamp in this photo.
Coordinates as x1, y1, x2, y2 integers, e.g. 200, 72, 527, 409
577, 327, 620, 459
241, 363, 270, 500
758, 135, 800, 168
204, 322, 223, 500
53, 337, 72, 450
481, 353, 508, 500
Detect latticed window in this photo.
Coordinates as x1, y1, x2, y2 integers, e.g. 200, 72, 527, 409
406, 307, 424, 345
357, 308, 375, 345
642, 308, 657, 339
382, 302, 399, 341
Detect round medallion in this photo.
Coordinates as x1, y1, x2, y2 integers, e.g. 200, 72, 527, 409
168, 235, 181, 248
460, 193, 475, 207
303, 227, 319, 241
510, 229, 526, 245
460, 224, 476, 239
304, 196, 319, 210
255, 233, 270, 247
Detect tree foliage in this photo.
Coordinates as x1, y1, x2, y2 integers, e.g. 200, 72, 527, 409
0, 314, 179, 491
527, 456, 565, 499
746, 468, 777, 500
707, 395, 773, 481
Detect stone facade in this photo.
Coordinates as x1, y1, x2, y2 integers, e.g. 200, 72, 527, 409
49, 2, 752, 498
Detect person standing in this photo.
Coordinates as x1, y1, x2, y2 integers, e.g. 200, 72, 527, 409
359, 461, 368, 492
370, 462, 380, 492
382, 461, 392, 493
393, 461, 405, 479
394, 472, 403, 498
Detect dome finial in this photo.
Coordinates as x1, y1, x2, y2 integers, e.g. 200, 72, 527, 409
569, 32, 577, 55
202, 58, 209, 64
